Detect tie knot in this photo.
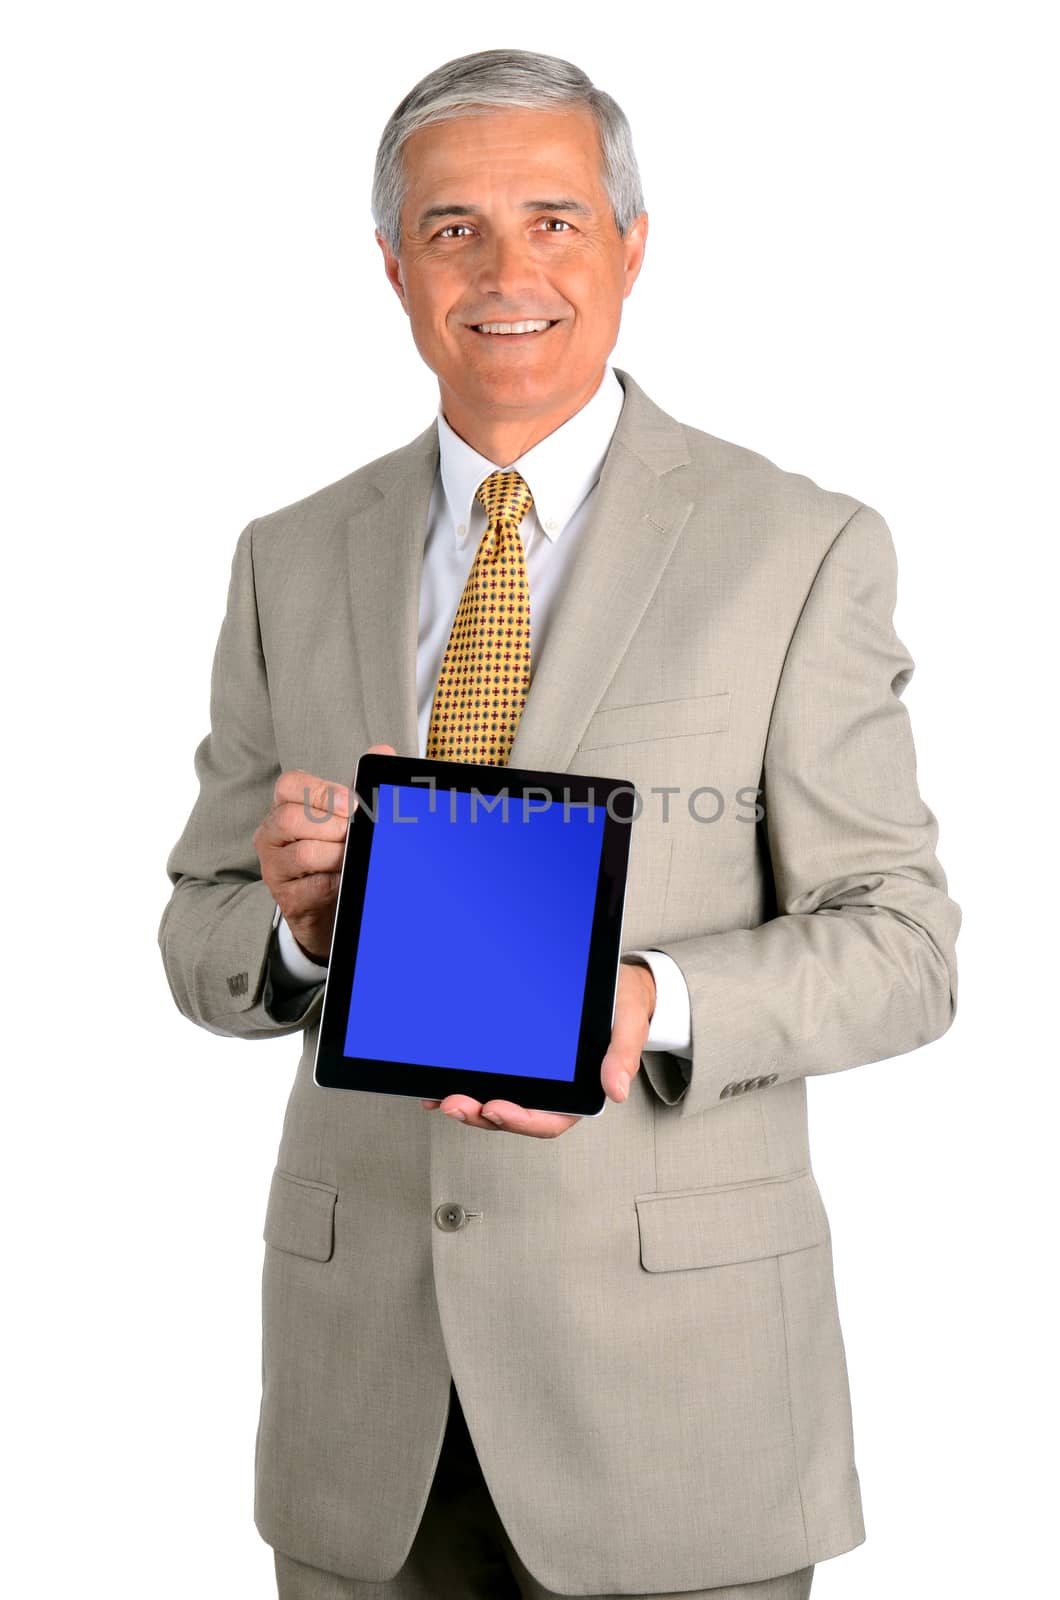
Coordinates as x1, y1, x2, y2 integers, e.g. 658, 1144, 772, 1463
475, 470, 534, 529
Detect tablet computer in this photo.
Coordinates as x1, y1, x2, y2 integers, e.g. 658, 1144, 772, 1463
312, 752, 635, 1117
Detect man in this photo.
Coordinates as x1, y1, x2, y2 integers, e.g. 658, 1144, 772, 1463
158, 47, 961, 1600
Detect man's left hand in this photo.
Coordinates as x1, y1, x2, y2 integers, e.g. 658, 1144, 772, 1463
421, 961, 656, 1138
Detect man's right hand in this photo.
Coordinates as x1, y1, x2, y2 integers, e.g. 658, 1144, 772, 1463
253, 744, 397, 962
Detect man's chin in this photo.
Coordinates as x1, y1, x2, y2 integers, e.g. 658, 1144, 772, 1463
448, 363, 565, 410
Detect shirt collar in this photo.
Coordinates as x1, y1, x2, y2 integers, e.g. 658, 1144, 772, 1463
435, 364, 626, 546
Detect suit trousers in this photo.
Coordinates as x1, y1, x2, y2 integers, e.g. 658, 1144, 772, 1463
273, 1379, 815, 1600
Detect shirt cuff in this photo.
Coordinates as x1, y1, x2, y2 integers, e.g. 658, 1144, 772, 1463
271, 909, 329, 991
623, 949, 692, 1054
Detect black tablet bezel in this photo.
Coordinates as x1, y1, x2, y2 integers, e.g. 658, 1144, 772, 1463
312, 752, 635, 1117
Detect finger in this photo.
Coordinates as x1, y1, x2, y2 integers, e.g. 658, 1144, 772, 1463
350, 743, 399, 815
353, 743, 398, 791
452, 1097, 578, 1139
600, 1009, 650, 1103
273, 770, 352, 820
262, 834, 343, 892
435, 1097, 491, 1128
275, 872, 341, 917
600, 1032, 644, 1101
276, 798, 351, 843
255, 799, 347, 861
269, 745, 397, 832
281, 836, 345, 878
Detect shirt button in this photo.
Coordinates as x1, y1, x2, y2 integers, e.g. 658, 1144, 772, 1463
456, 523, 467, 536
435, 1202, 468, 1232
544, 518, 557, 532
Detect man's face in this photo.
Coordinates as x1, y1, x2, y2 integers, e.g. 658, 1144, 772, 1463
378, 104, 647, 422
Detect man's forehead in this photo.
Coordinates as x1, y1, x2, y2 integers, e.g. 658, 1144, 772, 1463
402, 106, 604, 197
406, 123, 605, 224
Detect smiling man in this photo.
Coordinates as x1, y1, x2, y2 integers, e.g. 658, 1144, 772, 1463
387, 101, 638, 465
159, 47, 961, 1600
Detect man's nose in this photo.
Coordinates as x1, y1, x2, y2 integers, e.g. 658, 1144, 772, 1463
472, 231, 540, 299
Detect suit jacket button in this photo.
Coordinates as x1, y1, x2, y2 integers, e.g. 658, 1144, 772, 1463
435, 1202, 467, 1232
719, 1084, 734, 1099
733, 1080, 749, 1094
763, 1073, 779, 1086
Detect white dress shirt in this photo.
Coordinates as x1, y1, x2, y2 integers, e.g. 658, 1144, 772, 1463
269, 364, 693, 1056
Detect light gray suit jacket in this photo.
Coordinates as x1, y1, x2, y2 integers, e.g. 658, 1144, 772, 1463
158, 368, 960, 1593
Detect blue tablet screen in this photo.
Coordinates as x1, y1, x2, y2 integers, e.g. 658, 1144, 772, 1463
342, 782, 607, 1081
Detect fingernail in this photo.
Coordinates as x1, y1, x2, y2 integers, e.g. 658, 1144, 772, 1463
448, 1111, 466, 1122
616, 1073, 630, 1100
482, 1111, 504, 1126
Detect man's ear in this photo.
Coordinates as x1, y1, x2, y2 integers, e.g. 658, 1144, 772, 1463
376, 229, 409, 314
621, 212, 649, 300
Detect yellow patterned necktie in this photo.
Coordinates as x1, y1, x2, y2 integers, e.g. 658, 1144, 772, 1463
426, 469, 534, 767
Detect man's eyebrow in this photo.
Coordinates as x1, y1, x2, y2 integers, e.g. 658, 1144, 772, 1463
415, 198, 593, 230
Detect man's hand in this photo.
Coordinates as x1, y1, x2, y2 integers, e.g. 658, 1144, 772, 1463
421, 960, 657, 1138
253, 745, 396, 960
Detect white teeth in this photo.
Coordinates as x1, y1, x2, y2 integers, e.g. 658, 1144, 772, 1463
473, 320, 552, 334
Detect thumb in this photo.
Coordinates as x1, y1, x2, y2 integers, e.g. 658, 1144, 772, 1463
352, 744, 397, 811
601, 1010, 648, 1103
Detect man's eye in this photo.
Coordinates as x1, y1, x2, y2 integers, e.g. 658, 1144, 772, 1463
435, 219, 571, 238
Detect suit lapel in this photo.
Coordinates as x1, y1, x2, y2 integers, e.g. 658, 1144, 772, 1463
344, 420, 439, 762
508, 374, 694, 772
344, 368, 694, 773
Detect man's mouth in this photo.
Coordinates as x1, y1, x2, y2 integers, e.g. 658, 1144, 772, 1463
467, 319, 560, 338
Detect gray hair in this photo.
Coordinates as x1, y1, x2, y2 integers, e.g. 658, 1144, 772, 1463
371, 48, 645, 255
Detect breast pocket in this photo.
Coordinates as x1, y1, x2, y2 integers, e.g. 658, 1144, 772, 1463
578, 690, 731, 752
634, 1169, 828, 1272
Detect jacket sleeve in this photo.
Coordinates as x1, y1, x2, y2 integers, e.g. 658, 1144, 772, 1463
157, 519, 325, 1039
639, 502, 961, 1115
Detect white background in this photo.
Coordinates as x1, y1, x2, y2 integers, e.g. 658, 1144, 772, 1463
5, 3, 1057, 1595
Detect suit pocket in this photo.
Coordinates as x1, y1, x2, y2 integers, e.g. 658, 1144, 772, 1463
634, 1170, 828, 1272
578, 690, 731, 751
263, 1168, 338, 1262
